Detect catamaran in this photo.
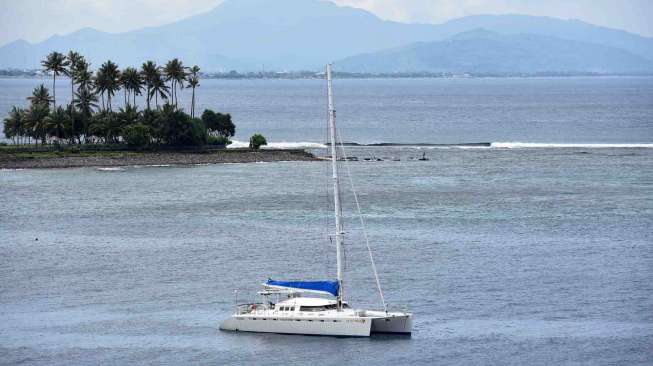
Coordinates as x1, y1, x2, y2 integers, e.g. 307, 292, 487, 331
219, 64, 412, 337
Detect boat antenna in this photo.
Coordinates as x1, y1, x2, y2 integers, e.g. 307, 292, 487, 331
326, 64, 345, 311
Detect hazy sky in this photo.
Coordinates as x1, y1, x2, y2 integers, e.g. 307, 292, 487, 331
1, 0, 652, 46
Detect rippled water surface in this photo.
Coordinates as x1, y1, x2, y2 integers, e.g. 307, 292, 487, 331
1, 77, 653, 365
2, 76, 653, 144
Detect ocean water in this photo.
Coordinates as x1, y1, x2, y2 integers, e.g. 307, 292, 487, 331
1, 77, 653, 365
1, 76, 652, 144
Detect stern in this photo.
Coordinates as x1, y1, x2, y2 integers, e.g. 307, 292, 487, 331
371, 313, 412, 335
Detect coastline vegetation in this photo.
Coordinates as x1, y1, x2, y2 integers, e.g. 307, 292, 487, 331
2, 68, 642, 80
3, 51, 240, 149
249, 133, 268, 150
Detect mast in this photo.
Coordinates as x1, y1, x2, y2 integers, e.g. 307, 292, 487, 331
327, 64, 344, 310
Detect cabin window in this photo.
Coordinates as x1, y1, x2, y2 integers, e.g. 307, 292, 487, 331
300, 305, 332, 312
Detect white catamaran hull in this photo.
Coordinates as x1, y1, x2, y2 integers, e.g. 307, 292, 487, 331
370, 313, 412, 334
220, 316, 372, 337
220, 313, 411, 337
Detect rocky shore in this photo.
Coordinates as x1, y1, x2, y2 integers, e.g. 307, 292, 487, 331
0, 149, 318, 169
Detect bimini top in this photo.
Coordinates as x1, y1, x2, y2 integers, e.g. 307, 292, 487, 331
265, 279, 339, 297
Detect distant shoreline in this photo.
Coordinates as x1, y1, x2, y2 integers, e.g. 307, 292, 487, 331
2, 71, 652, 80
0, 148, 317, 169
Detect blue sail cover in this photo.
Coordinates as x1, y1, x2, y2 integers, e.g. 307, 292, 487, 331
266, 279, 339, 297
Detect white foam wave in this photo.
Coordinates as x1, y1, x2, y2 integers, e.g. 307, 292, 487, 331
228, 140, 326, 149
264, 142, 327, 149
490, 142, 653, 149
96, 167, 125, 171
415, 145, 490, 150
226, 140, 653, 150
227, 140, 249, 149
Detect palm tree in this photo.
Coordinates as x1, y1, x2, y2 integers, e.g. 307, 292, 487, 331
89, 112, 108, 143
73, 60, 94, 140
120, 67, 143, 107
74, 60, 93, 91
187, 65, 200, 118
41, 51, 69, 108
74, 87, 99, 142
94, 68, 107, 111
66, 51, 84, 108
75, 88, 99, 118
164, 59, 186, 108
90, 111, 122, 144
27, 84, 53, 144
45, 106, 70, 142
117, 104, 140, 128
120, 69, 130, 106
27, 84, 53, 107
3, 106, 25, 144
66, 51, 84, 144
129, 70, 144, 108
95, 60, 121, 111
149, 69, 170, 109
141, 61, 158, 111
24, 103, 50, 145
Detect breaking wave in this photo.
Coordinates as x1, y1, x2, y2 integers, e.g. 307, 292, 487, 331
228, 140, 653, 150
96, 167, 126, 171
228, 140, 327, 149
489, 142, 653, 149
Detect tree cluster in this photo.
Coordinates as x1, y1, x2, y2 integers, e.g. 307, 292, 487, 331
3, 51, 235, 147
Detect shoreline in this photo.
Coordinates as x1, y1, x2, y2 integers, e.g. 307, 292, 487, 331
0, 149, 318, 169
2, 74, 653, 81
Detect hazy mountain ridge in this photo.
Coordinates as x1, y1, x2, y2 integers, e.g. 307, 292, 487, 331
428, 14, 653, 62
1, 0, 652, 73
336, 29, 653, 74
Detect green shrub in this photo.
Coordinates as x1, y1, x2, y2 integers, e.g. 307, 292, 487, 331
123, 124, 152, 148
207, 135, 232, 146
249, 133, 267, 150
158, 105, 207, 146
202, 109, 235, 138
185, 118, 208, 146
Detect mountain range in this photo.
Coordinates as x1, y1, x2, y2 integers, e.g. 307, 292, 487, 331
337, 29, 653, 74
1, 0, 652, 74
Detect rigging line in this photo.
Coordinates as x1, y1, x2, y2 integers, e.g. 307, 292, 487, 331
325, 86, 334, 277
335, 128, 388, 313
335, 128, 348, 273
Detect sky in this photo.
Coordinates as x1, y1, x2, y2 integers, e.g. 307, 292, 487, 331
1, 0, 652, 46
